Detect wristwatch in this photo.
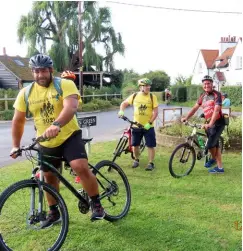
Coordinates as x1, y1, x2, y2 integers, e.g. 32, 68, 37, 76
52, 121, 61, 128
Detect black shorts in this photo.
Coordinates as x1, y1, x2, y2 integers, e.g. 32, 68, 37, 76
206, 121, 225, 149
131, 127, 156, 148
38, 130, 87, 172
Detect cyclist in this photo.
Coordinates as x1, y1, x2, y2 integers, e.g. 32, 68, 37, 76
118, 78, 159, 171
10, 54, 105, 227
222, 93, 231, 108
60, 70, 81, 184
181, 75, 225, 174
165, 88, 172, 105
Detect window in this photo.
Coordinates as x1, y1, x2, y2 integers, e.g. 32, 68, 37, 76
236, 56, 242, 69
14, 59, 25, 66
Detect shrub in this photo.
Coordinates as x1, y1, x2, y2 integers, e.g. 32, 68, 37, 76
110, 98, 122, 106
122, 83, 137, 98
0, 110, 14, 120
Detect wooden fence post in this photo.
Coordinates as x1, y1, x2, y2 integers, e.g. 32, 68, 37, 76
4, 94, 8, 111
105, 92, 108, 100
92, 92, 95, 100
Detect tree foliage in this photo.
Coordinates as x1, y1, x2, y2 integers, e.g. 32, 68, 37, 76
142, 70, 170, 91
17, 1, 125, 72
174, 74, 192, 86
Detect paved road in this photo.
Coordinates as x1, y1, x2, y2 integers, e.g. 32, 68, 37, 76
0, 105, 240, 167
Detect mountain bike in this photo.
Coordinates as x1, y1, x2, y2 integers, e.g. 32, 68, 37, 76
0, 137, 131, 251
112, 116, 146, 162
169, 122, 224, 178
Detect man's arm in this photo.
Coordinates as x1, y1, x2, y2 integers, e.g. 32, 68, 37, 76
182, 103, 200, 121
149, 107, 158, 123
12, 109, 26, 148
120, 100, 130, 111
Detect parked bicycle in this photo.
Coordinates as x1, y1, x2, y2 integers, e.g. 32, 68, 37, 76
0, 137, 131, 251
112, 116, 146, 162
169, 121, 224, 178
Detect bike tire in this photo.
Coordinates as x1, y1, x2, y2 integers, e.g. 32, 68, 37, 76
92, 160, 131, 222
169, 143, 196, 178
0, 179, 69, 251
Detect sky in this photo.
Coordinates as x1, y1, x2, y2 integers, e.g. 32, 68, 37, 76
0, 0, 242, 82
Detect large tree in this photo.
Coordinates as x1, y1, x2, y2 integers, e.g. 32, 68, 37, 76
17, 1, 125, 72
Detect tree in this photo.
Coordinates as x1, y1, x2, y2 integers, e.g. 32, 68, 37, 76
17, 1, 125, 72
142, 70, 170, 91
174, 74, 192, 86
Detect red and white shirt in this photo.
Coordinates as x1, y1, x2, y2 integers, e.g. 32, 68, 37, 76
197, 90, 222, 121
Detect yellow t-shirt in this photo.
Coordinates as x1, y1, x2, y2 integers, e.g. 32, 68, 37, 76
14, 79, 81, 148
126, 92, 158, 126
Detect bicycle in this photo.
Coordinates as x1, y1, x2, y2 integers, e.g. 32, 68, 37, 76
0, 137, 131, 251
169, 121, 224, 178
112, 116, 146, 162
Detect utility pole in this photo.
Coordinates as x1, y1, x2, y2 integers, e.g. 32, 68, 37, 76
78, 1, 83, 97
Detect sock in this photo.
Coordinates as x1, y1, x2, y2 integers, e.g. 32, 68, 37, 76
49, 204, 58, 212
135, 159, 139, 162
218, 167, 223, 169
90, 195, 101, 205
149, 162, 154, 165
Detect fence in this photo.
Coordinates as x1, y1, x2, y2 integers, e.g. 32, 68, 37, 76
0, 93, 122, 111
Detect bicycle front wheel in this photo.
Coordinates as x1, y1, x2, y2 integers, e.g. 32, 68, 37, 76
169, 143, 196, 178
93, 160, 131, 222
0, 179, 69, 251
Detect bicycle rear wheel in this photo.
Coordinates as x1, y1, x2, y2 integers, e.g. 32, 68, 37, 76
169, 143, 196, 178
93, 160, 131, 222
0, 179, 69, 251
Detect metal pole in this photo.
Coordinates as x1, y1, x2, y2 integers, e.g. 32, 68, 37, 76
78, 1, 83, 97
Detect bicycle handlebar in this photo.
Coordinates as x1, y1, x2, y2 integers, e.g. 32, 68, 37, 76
184, 121, 202, 129
10, 136, 48, 157
119, 116, 143, 128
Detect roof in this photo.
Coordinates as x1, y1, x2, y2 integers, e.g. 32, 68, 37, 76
201, 50, 219, 68
0, 55, 33, 81
215, 46, 236, 68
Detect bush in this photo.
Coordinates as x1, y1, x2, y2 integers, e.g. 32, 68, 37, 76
110, 98, 122, 106
0, 110, 14, 120
122, 83, 137, 99
221, 86, 242, 106
0, 89, 19, 111
171, 86, 187, 102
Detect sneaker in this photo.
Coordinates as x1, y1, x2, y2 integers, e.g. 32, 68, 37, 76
145, 163, 155, 171
75, 176, 81, 183
204, 158, 216, 168
132, 160, 139, 168
209, 167, 224, 174
41, 210, 61, 229
90, 203, 105, 221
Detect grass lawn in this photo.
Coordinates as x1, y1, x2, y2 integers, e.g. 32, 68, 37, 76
0, 141, 241, 251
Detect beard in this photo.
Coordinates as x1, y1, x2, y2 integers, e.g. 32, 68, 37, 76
36, 73, 52, 87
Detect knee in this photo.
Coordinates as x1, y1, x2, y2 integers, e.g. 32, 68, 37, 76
70, 159, 89, 174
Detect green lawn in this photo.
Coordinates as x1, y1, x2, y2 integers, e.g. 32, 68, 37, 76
0, 141, 241, 251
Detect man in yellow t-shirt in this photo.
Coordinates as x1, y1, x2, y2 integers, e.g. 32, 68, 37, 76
118, 78, 159, 171
10, 54, 104, 227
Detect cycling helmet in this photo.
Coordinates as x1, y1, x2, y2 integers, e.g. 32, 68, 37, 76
29, 54, 53, 68
138, 78, 152, 86
201, 75, 213, 83
61, 70, 76, 80
222, 93, 228, 98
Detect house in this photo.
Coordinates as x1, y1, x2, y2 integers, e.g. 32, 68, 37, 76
0, 48, 112, 90
0, 48, 33, 89
192, 36, 242, 90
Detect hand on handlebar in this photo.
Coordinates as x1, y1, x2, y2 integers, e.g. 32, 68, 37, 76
10, 147, 21, 159
118, 110, 124, 117
181, 117, 187, 123
42, 124, 60, 139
